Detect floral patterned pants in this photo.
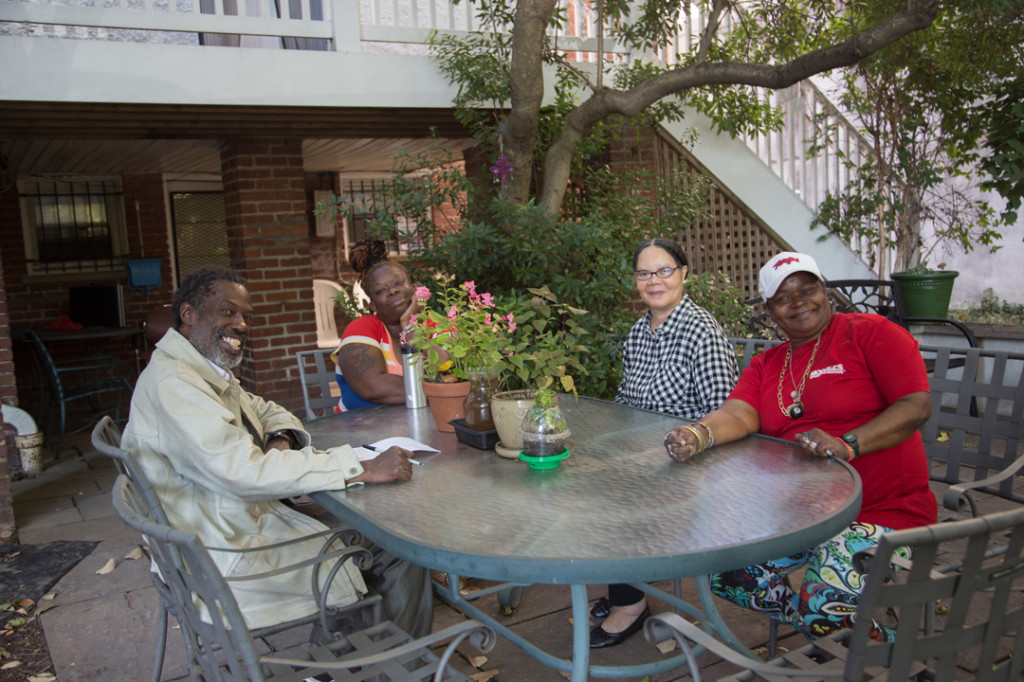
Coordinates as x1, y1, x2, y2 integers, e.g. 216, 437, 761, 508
709, 522, 908, 642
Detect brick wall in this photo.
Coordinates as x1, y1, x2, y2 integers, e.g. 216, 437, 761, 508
0, 178, 174, 425
220, 140, 315, 412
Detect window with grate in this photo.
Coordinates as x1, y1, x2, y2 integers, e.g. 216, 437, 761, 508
337, 178, 426, 256
170, 191, 230, 283
17, 177, 129, 276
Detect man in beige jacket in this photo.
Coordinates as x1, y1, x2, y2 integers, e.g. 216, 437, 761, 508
122, 265, 431, 636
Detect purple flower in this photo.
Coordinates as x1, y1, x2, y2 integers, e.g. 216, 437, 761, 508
489, 154, 514, 182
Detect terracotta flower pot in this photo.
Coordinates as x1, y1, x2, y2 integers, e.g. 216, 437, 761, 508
421, 380, 471, 432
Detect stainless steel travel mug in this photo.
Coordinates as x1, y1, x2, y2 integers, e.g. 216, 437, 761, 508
401, 345, 427, 408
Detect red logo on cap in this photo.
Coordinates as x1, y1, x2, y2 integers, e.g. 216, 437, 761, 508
773, 257, 799, 269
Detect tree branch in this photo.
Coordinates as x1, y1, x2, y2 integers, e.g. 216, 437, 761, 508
538, 0, 940, 216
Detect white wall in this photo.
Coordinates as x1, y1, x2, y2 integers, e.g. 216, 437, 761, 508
944, 211, 1024, 307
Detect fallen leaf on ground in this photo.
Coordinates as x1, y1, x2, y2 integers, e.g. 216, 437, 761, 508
460, 653, 487, 668
123, 546, 146, 560
469, 670, 499, 682
41, 593, 56, 601
656, 638, 677, 654
96, 558, 116, 575
29, 674, 57, 682
1, 660, 22, 669
35, 603, 55, 615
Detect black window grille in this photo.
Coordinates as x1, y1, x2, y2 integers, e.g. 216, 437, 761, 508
21, 178, 125, 274
170, 191, 230, 283
337, 178, 422, 255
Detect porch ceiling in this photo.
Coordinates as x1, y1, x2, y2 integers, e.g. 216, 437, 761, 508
0, 102, 476, 175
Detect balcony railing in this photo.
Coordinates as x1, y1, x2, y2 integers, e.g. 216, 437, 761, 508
2, 0, 875, 266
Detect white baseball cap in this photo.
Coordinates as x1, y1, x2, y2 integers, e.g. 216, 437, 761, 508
758, 252, 824, 302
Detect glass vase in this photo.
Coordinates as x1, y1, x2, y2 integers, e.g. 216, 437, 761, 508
463, 366, 501, 432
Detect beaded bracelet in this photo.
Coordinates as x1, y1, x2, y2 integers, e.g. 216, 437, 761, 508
838, 439, 856, 462
697, 421, 715, 449
680, 424, 706, 453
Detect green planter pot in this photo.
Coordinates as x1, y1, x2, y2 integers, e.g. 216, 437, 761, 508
891, 270, 959, 318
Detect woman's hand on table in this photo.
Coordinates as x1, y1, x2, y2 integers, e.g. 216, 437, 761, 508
350, 446, 415, 484
796, 429, 853, 462
663, 427, 701, 463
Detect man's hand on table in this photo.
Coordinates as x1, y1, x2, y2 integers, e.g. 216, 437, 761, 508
349, 446, 415, 484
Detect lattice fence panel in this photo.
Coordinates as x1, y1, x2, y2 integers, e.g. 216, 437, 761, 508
653, 131, 787, 301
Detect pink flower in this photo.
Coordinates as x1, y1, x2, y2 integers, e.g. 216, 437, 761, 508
463, 281, 477, 296
484, 313, 492, 325
415, 286, 431, 300
480, 292, 495, 308
506, 312, 517, 332
447, 305, 458, 320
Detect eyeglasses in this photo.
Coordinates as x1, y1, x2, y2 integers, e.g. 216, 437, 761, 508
634, 266, 679, 281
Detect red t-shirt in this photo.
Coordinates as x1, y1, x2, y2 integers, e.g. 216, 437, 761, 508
730, 313, 936, 530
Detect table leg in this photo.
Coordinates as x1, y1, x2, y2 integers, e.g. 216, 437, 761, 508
569, 585, 591, 682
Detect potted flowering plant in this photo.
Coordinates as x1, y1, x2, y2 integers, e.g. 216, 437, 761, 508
489, 287, 589, 458
407, 273, 517, 431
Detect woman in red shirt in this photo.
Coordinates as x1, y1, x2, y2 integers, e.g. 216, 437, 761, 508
664, 252, 935, 641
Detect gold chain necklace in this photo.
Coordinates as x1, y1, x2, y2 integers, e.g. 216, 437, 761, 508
776, 335, 822, 419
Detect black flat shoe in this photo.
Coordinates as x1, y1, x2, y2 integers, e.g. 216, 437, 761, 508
590, 597, 612, 620
588, 606, 650, 649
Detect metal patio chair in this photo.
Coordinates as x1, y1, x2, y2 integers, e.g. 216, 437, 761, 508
24, 328, 134, 459
92, 417, 384, 682
728, 336, 782, 371
919, 345, 1024, 515
111, 474, 494, 681
645, 505, 1024, 681
295, 348, 341, 420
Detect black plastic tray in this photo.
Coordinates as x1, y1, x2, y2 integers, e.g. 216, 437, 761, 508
449, 418, 500, 450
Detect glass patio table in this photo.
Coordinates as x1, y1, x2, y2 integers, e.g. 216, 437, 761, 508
308, 396, 861, 681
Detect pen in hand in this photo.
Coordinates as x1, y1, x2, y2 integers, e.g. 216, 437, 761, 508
361, 444, 422, 465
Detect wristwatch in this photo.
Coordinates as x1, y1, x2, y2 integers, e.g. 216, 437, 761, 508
841, 432, 860, 457
265, 430, 299, 450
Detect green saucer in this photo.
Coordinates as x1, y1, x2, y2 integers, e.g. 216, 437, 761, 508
518, 449, 570, 470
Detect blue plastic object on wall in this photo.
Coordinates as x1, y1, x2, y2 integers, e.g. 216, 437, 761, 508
127, 258, 163, 294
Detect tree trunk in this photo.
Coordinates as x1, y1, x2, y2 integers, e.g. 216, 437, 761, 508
504, 0, 559, 209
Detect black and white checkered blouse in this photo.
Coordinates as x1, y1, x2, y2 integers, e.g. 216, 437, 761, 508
614, 296, 738, 419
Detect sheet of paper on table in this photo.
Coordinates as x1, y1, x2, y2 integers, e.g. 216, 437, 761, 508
352, 436, 440, 463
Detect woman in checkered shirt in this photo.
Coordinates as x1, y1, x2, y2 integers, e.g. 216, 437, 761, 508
590, 237, 739, 648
